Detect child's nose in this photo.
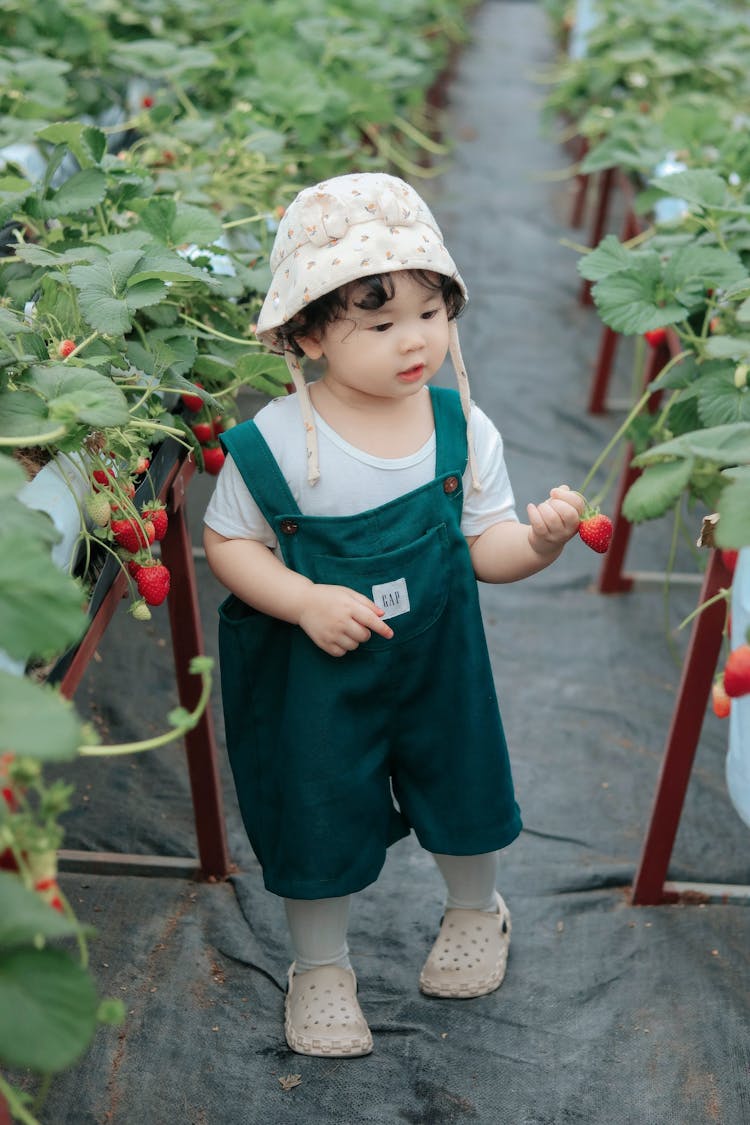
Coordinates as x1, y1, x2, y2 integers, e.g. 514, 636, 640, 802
400, 325, 426, 351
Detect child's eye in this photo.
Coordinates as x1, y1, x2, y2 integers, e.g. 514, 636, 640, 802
421, 309, 439, 320
371, 322, 392, 333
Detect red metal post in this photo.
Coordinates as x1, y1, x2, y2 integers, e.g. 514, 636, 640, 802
569, 136, 590, 228
579, 166, 615, 306
631, 550, 732, 904
160, 462, 232, 879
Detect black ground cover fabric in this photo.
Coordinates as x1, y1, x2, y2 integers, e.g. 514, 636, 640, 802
24, 3, 750, 1122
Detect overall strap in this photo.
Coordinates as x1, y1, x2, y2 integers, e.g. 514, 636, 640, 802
220, 420, 301, 526
429, 385, 468, 477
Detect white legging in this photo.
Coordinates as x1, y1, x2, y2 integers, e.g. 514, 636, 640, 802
284, 850, 500, 973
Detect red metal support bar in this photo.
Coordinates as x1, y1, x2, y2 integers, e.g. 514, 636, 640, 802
160, 459, 231, 879
631, 549, 732, 904
578, 166, 615, 306
596, 338, 669, 594
58, 450, 232, 880
569, 136, 590, 229
586, 203, 645, 415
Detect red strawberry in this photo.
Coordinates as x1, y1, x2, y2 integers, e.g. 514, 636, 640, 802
137, 562, 171, 606
191, 421, 214, 444
135, 455, 151, 474
58, 338, 76, 358
578, 506, 613, 554
141, 95, 154, 109
211, 416, 224, 438
181, 382, 204, 413
644, 328, 667, 348
111, 517, 155, 553
711, 678, 731, 719
202, 445, 225, 475
93, 466, 115, 490
723, 644, 750, 698
141, 503, 168, 542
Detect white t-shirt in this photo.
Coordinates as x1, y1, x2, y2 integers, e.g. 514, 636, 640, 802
203, 392, 518, 550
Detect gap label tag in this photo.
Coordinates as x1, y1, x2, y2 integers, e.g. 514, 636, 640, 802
371, 577, 410, 620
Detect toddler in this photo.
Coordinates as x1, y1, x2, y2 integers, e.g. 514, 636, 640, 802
203, 172, 584, 1057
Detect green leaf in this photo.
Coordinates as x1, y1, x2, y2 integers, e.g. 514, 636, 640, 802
125, 278, 168, 310
0, 672, 82, 761
136, 199, 222, 248
28, 365, 130, 428
0, 529, 85, 662
664, 245, 748, 307
0, 947, 99, 1071
0, 873, 83, 951
591, 258, 686, 335
35, 123, 106, 168
703, 335, 750, 361
36, 168, 108, 220
68, 251, 144, 335
696, 370, 750, 427
577, 234, 641, 283
651, 168, 730, 210
634, 423, 750, 466
716, 467, 750, 548
622, 458, 695, 522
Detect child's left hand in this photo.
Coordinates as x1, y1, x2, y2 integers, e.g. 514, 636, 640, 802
526, 485, 585, 556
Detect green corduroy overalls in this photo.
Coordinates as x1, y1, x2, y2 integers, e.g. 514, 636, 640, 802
218, 386, 522, 899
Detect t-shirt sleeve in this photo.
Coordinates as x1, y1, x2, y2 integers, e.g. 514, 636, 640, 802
461, 404, 518, 537
202, 453, 278, 549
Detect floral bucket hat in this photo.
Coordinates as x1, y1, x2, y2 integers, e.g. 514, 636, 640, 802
256, 171, 479, 488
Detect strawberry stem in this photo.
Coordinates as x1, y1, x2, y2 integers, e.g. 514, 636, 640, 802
578, 349, 691, 496
676, 585, 730, 632
77, 660, 213, 756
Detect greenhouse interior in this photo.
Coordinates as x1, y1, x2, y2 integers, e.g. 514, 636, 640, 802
1, 0, 749, 1122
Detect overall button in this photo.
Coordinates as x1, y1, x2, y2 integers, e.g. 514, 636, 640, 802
443, 475, 459, 494
280, 518, 299, 535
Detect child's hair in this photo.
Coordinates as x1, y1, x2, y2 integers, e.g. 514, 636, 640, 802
277, 269, 466, 356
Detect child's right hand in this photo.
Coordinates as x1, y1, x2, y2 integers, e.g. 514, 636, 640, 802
298, 584, 394, 657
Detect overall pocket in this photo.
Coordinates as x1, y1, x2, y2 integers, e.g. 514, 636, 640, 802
310, 523, 451, 650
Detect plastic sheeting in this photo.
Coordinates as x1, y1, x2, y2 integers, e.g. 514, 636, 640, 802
21, 3, 750, 1122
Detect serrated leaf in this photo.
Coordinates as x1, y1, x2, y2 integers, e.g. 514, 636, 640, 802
697, 371, 750, 427
577, 234, 642, 283
651, 168, 730, 210
68, 251, 144, 335
703, 335, 750, 361
0, 947, 99, 1071
664, 245, 748, 307
35, 123, 106, 168
634, 423, 750, 466
0, 530, 85, 661
125, 277, 167, 309
28, 365, 130, 428
591, 262, 686, 334
622, 458, 695, 522
651, 353, 697, 391
37, 168, 107, 220
129, 245, 214, 286
716, 468, 750, 548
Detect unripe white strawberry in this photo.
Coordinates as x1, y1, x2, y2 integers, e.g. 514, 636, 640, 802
86, 492, 112, 527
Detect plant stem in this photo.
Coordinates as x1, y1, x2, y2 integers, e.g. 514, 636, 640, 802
0, 1074, 40, 1125
677, 585, 730, 631
578, 350, 691, 497
178, 313, 259, 345
78, 665, 212, 756
0, 426, 68, 447
61, 331, 100, 361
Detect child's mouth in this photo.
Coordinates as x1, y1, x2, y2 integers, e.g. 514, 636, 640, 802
397, 363, 425, 383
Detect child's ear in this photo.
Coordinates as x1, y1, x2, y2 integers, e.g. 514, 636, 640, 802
295, 334, 324, 361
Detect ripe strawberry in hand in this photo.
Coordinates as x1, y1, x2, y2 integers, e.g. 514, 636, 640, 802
578, 504, 613, 554
723, 644, 750, 698
137, 561, 171, 606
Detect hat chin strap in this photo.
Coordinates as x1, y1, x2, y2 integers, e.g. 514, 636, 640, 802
448, 320, 481, 492
285, 323, 480, 492
284, 350, 321, 485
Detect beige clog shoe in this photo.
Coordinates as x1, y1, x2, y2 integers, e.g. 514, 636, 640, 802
419, 891, 511, 998
284, 963, 373, 1057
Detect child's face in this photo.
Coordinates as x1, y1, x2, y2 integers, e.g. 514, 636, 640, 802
297, 271, 450, 405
